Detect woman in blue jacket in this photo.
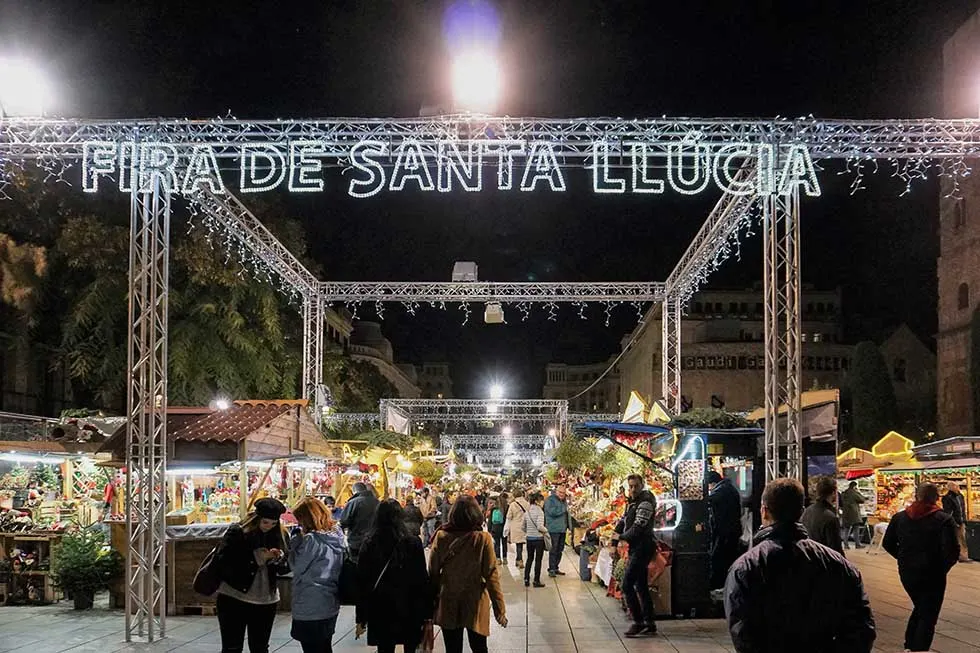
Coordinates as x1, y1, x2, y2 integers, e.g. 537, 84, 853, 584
290, 497, 346, 653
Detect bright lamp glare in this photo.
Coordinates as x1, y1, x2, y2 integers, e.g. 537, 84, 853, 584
0, 58, 52, 117
452, 50, 500, 113
502, 425, 512, 436
489, 383, 504, 399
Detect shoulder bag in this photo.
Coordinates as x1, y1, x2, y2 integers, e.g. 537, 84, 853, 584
192, 543, 222, 596
337, 548, 359, 605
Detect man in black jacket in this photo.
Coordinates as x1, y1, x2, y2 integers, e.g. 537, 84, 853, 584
884, 482, 961, 652
612, 474, 658, 638
340, 482, 379, 560
942, 481, 970, 562
724, 478, 876, 653
707, 470, 743, 590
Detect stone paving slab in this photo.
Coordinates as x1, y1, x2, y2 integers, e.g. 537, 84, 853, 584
1, 546, 978, 652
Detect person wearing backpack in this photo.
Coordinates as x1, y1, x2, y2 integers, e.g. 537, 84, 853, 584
487, 496, 506, 564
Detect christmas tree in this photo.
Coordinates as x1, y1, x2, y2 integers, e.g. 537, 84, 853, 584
29, 464, 58, 490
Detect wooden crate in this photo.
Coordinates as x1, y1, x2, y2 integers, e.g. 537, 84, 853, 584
172, 539, 218, 610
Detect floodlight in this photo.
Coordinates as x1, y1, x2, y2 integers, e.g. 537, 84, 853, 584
502, 425, 512, 436
489, 383, 504, 399
0, 58, 52, 117
451, 49, 500, 113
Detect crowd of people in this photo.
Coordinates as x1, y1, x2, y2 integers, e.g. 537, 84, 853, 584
201, 472, 969, 653
204, 480, 573, 653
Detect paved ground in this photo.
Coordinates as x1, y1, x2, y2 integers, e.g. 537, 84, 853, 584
0, 546, 978, 652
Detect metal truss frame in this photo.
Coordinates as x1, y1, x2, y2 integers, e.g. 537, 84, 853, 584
382, 398, 568, 432
124, 172, 169, 641
568, 412, 622, 423
321, 413, 382, 427
660, 296, 683, 416
320, 281, 664, 303
762, 190, 802, 481
6, 114, 980, 635
440, 433, 552, 447
5, 116, 980, 162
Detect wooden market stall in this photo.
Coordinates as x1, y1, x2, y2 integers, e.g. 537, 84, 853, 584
98, 399, 344, 614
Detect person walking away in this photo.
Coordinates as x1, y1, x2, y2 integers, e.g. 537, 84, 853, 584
841, 481, 867, 549
497, 492, 510, 563
355, 499, 431, 653
523, 492, 549, 587
724, 479, 876, 653
544, 486, 571, 576
942, 481, 971, 562
802, 477, 845, 555
441, 491, 453, 526
612, 474, 658, 638
213, 498, 290, 653
340, 482, 379, 561
706, 471, 743, 593
487, 497, 506, 564
430, 496, 507, 653
505, 489, 529, 569
883, 482, 961, 652
289, 497, 345, 653
420, 487, 439, 546
404, 494, 424, 541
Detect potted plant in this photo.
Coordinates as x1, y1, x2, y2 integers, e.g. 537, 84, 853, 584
51, 528, 123, 609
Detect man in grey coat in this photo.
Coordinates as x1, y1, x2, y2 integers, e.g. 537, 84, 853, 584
802, 477, 844, 555
840, 481, 867, 549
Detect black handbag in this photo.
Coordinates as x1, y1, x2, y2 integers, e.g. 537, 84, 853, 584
337, 549, 359, 605
192, 545, 221, 596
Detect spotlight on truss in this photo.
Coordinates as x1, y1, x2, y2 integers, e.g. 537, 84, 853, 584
484, 301, 504, 324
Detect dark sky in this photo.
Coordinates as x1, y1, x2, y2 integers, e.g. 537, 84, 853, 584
2, 0, 977, 398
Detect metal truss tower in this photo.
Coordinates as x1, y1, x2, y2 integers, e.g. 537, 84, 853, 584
124, 173, 170, 641
762, 190, 802, 481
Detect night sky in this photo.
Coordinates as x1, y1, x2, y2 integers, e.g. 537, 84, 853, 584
2, 0, 977, 398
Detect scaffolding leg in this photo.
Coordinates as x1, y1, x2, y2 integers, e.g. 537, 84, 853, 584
661, 296, 682, 415
302, 294, 324, 422
125, 173, 170, 641
763, 189, 802, 482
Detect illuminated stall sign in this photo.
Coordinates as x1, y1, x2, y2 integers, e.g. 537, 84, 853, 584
81, 139, 820, 198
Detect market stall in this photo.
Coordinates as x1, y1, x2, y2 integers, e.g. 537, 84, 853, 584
99, 399, 345, 614
571, 414, 766, 619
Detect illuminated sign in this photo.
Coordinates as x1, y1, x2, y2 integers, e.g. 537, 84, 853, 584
81, 139, 821, 198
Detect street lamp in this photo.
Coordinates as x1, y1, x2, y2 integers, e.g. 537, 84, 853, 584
489, 383, 504, 399
0, 58, 52, 117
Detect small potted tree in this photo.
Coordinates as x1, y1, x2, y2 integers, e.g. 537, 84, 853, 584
51, 528, 123, 609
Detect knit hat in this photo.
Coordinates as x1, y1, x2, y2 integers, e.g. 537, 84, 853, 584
254, 497, 286, 520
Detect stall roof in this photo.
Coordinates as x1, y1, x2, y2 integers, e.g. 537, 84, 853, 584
878, 457, 980, 472
578, 422, 672, 436
99, 400, 311, 454
912, 436, 980, 459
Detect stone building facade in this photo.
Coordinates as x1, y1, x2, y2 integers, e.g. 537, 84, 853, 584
938, 14, 980, 435
417, 363, 454, 399
543, 357, 621, 413
349, 321, 421, 398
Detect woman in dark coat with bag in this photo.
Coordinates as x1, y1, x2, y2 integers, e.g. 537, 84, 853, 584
213, 498, 290, 653
355, 499, 431, 653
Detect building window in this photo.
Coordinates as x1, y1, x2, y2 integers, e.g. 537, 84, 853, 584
739, 302, 748, 314
954, 198, 966, 229
755, 302, 763, 314
813, 333, 821, 343
893, 359, 907, 382
827, 302, 835, 313
694, 302, 703, 313
801, 333, 808, 343
715, 302, 723, 313
817, 303, 825, 313
729, 302, 738, 313
958, 282, 970, 310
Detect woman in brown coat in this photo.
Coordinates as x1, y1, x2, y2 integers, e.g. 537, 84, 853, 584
429, 496, 507, 653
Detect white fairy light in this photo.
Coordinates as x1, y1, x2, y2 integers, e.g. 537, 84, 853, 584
591, 141, 626, 193
240, 144, 287, 193
628, 142, 666, 194
389, 140, 435, 191
348, 140, 388, 198
438, 141, 482, 192
288, 141, 326, 192
667, 144, 711, 195
182, 144, 226, 195
520, 141, 566, 192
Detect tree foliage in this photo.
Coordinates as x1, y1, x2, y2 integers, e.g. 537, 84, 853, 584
0, 170, 319, 410
849, 341, 899, 449
669, 407, 752, 429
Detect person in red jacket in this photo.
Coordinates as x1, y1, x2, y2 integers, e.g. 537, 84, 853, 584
883, 482, 961, 653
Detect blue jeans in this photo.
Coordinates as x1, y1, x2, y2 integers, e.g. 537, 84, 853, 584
548, 532, 566, 573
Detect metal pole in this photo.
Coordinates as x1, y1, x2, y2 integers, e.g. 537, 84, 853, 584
125, 168, 170, 641
762, 188, 802, 482
660, 296, 682, 415
302, 295, 324, 422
